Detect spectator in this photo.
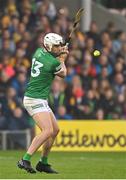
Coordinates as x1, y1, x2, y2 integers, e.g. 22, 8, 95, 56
56, 105, 73, 120
113, 73, 126, 94
8, 106, 31, 149
113, 93, 125, 119
10, 71, 28, 99
48, 79, 66, 114
0, 54, 15, 83
0, 103, 8, 130
0, 29, 16, 53
98, 89, 115, 119
95, 109, 105, 120
86, 21, 100, 43
9, 107, 30, 130
0, 86, 21, 117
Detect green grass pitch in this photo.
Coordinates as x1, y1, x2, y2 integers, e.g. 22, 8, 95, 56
0, 150, 126, 179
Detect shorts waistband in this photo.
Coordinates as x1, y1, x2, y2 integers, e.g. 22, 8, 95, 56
24, 96, 47, 102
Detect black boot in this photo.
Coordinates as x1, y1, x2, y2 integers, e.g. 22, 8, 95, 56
36, 161, 58, 174
17, 159, 36, 173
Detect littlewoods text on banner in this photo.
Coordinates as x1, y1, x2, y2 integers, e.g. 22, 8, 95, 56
36, 121, 126, 151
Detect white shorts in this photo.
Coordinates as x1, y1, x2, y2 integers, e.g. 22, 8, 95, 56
23, 96, 52, 116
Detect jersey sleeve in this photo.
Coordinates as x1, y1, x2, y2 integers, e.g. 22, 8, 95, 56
52, 60, 62, 74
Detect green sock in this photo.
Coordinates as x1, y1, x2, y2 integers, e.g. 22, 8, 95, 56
23, 153, 32, 161
40, 156, 48, 165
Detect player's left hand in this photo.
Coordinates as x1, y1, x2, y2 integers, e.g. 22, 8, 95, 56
61, 46, 69, 55
57, 46, 69, 62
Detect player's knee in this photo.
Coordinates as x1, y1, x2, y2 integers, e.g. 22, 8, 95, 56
44, 129, 53, 138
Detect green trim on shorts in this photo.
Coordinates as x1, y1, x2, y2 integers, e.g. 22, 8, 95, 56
31, 103, 44, 109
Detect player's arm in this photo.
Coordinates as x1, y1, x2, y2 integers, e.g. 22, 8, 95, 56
55, 46, 69, 78
54, 62, 67, 78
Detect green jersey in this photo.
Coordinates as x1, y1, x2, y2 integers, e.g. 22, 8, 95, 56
25, 48, 61, 99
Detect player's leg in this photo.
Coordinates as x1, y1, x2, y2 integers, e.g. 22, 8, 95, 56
42, 111, 59, 157
26, 112, 53, 154
17, 112, 53, 173
36, 111, 60, 173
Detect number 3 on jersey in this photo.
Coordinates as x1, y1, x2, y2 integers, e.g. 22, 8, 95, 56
31, 58, 43, 77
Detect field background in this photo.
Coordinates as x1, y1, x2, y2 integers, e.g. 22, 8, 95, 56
0, 151, 126, 179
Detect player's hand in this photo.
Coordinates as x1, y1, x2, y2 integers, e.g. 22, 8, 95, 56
58, 46, 69, 62
61, 46, 69, 54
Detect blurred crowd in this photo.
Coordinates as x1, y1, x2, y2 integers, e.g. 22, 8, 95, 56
0, 0, 126, 132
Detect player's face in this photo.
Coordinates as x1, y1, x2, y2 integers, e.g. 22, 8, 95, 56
51, 44, 62, 56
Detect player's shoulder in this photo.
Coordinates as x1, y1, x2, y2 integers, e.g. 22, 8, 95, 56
33, 48, 45, 58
